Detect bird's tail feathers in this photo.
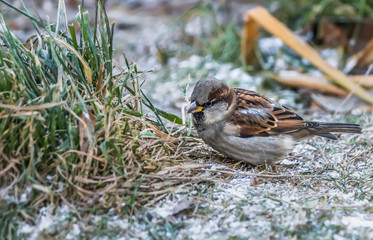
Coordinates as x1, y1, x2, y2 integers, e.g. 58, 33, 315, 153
306, 122, 362, 140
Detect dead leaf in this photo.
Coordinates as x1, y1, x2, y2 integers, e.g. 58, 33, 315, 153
193, 196, 214, 205
241, 14, 259, 64
0, 101, 66, 111
157, 163, 211, 174
349, 75, 373, 88
274, 71, 348, 96
74, 176, 98, 184
145, 121, 178, 143
78, 110, 96, 160
30, 184, 52, 194
345, 38, 373, 73
170, 197, 196, 216
250, 176, 263, 186
243, 6, 373, 104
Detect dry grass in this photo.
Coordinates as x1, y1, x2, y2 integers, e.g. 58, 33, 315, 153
0, 0, 191, 237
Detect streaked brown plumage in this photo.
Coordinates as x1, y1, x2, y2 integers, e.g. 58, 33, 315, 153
188, 77, 362, 165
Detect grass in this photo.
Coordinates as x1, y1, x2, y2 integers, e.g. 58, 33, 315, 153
0, 0, 186, 238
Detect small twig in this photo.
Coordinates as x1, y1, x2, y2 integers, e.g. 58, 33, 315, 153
138, 187, 182, 196
145, 193, 169, 207
197, 169, 323, 179
193, 196, 214, 205
0, 101, 66, 111
141, 174, 215, 182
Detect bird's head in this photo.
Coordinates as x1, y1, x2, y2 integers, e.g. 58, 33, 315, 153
188, 77, 235, 125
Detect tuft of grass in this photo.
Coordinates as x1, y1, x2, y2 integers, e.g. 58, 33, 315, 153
0, 0, 185, 238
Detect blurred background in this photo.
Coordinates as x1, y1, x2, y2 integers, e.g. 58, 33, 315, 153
3, 0, 373, 115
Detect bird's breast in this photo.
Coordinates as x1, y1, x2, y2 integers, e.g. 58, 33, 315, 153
199, 128, 295, 165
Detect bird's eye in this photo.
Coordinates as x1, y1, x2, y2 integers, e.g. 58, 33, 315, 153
204, 100, 214, 108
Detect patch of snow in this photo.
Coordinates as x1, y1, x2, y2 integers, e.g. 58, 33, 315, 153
18, 224, 34, 234
20, 193, 28, 203
17, 204, 74, 239
66, 224, 81, 240
320, 49, 341, 69
259, 37, 283, 55
342, 215, 373, 229
178, 55, 204, 69
280, 159, 298, 165
153, 200, 175, 218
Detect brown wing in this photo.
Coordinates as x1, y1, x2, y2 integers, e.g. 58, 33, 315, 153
231, 88, 306, 137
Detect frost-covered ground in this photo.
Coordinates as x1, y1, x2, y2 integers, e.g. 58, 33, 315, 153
17, 110, 373, 239
12, 40, 373, 240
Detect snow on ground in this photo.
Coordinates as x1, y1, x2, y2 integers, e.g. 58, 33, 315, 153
16, 127, 373, 239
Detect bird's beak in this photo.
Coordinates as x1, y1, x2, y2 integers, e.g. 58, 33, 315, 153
187, 101, 203, 113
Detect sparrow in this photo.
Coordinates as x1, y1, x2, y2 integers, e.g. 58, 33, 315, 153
187, 77, 362, 165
